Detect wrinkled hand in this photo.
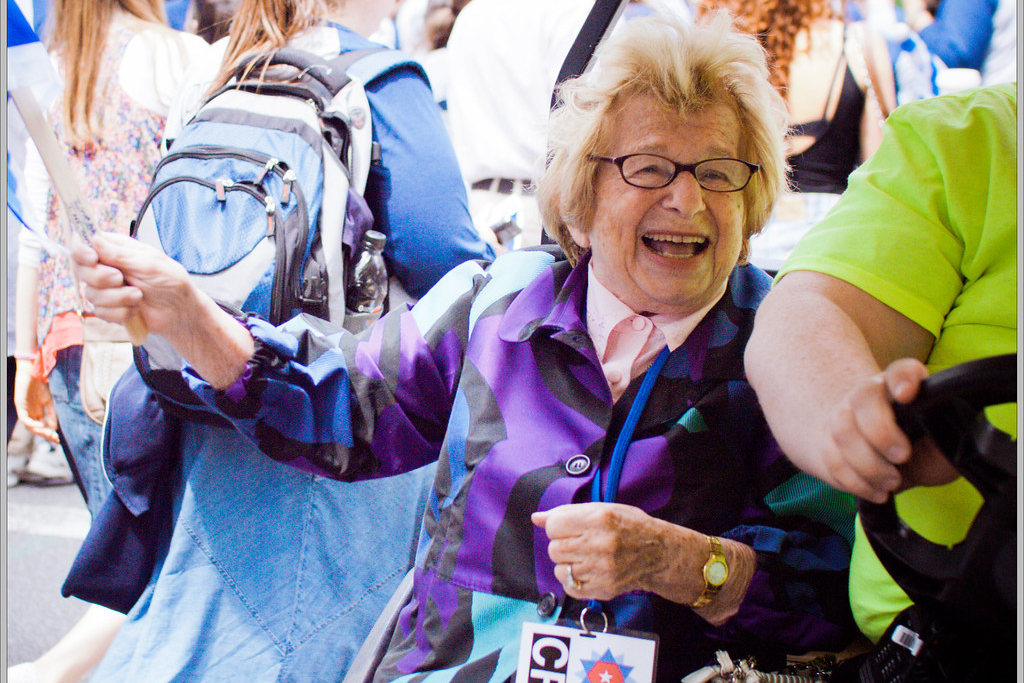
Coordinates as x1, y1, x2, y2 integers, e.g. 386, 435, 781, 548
74, 232, 255, 390
819, 358, 958, 503
71, 232, 196, 344
531, 502, 704, 602
14, 361, 59, 443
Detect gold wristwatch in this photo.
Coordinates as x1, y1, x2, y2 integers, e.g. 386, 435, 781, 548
692, 535, 728, 608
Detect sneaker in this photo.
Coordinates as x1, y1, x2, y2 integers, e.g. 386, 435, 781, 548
7, 420, 34, 456
7, 451, 29, 488
18, 441, 74, 486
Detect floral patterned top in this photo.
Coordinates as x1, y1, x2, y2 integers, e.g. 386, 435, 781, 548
36, 24, 165, 346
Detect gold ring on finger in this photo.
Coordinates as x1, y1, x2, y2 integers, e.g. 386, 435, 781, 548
565, 564, 583, 591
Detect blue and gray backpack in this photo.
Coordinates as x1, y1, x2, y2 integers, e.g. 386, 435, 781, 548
132, 47, 402, 330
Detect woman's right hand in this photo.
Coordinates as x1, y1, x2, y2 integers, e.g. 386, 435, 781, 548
71, 232, 196, 342
14, 361, 60, 443
72, 231, 256, 390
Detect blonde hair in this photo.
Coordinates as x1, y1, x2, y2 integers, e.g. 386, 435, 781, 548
537, 9, 789, 265
209, 0, 335, 93
46, 0, 168, 148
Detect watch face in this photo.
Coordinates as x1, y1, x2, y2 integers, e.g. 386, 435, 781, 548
707, 559, 728, 586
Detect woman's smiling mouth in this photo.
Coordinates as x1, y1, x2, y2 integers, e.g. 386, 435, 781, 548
642, 233, 710, 258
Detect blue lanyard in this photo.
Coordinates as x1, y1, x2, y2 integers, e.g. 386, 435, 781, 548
582, 345, 670, 622
590, 345, 671, 504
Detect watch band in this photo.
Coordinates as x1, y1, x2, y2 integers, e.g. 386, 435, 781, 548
692, 535, 728, 608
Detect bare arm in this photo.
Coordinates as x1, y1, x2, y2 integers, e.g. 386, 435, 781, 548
71, 232, 254, 389
744, 270, 937, 502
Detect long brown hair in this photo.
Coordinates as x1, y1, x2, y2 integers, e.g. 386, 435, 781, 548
208, 0, 333, 93
699, 0, 836, 93
46, 0, 168, 148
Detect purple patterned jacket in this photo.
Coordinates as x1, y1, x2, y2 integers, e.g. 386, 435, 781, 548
155, 248, 856, 681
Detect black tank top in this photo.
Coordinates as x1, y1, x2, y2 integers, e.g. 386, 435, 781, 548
787, 32, 866, 194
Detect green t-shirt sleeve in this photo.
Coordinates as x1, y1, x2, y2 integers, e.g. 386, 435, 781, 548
778, 83, 1017, 344
779, 112, 961, 336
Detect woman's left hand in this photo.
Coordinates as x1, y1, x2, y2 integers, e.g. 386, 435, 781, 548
532, 502, 756, 625
13, 362, 60, 443
532, 502, 704, 601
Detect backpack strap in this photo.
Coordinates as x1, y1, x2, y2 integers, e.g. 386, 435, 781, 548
235, 48, 344, 95
323, 48, 430, 171
325, 47, 387, 86
341, 48, 428, 88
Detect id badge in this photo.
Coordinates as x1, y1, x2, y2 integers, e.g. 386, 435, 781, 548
515, 618, 658, 683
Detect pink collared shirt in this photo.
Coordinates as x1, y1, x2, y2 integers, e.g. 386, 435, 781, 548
585, 264, 723, 402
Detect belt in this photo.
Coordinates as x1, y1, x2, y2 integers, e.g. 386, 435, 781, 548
471, 178, 534, 195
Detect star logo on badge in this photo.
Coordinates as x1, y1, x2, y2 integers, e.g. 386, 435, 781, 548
580, 650, 633, 683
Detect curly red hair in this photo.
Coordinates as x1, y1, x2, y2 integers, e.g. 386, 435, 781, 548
699, 0, 837, 93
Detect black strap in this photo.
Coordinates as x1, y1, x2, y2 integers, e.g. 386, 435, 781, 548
788, 37, 847, 139
542, 0, 629, 246
550, 0, 631, 110
823, 26, 849, 118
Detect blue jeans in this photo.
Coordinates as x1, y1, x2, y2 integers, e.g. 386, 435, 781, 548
49, 345, 112, 518
90, 421, 434, 682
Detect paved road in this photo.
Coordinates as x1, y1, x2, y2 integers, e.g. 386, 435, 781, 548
6, 479, 92, 667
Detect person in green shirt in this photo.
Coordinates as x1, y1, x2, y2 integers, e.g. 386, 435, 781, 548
744, 82, 1016, 641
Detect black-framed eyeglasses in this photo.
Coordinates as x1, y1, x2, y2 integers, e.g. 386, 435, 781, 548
592, 153, 760, 192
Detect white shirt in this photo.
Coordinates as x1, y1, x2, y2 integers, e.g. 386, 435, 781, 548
981, 0, 1016, 86
118, 19, 212, 118
445, 0, 594, 184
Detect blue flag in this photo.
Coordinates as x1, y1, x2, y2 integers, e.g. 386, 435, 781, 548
7, 0, 63, 246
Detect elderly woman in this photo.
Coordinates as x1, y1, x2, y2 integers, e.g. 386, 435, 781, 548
74, 11, 855, 681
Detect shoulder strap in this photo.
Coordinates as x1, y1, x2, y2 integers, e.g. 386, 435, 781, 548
553, 0, 630, 108
327, 48, 385, 75
324, 48, 428, 174
821, 25, 849, 119
341, 48, 428, 87
855, 23, 892, 119
235, 48, 344, 93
